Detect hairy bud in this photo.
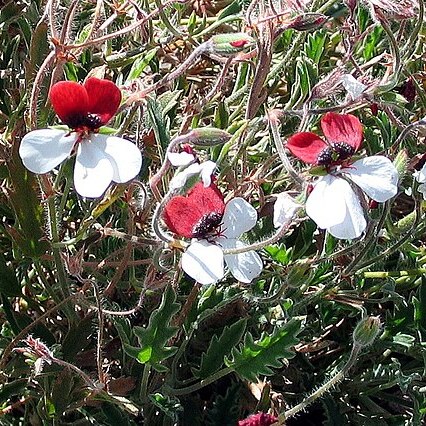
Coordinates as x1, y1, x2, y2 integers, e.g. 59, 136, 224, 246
187, 128, 232, 146
353, 316, 382, 348
287, 13, 328, 31
209, 33, 255, 56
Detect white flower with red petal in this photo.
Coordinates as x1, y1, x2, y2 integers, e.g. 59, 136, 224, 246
19, 78, 142, 198
163, 182, 263, 285
286, 112, 398, 240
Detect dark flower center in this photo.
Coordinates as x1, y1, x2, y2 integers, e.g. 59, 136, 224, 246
317, 142, 355, 166
192, 212, 223, 238
67, 113, 103, 130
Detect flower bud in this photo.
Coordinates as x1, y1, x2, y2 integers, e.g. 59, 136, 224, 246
208, 33, 255, 56
393, 149, 409, 179
187, 128, 232, 146
352, 316, 382, 348
287, 13, 328, 31
238, 412, 278, 426
286, 261, 313, 288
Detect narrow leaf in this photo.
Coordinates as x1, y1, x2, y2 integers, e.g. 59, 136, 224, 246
225, 319, 301, 381
193, 318, 247, 379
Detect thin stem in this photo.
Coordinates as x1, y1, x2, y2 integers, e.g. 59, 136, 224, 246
355, 221, 426, 272
268, 110, 306, 189
140, 364, 151, 402
222, 218, 298, 255
65, 0, 188, 50
46, 194, 69, 299
125, 42, 212, 104
91, 281, 105, 384
279, 343, 362, 422
166, 366, 233, 396
343, 202, 390, 275
362, 269, 426, 279
153, 0, 182, 37
375, 15, 401, 93
28, 50, 55, 129
0, 294, 79, 378
52, 356, 100, 390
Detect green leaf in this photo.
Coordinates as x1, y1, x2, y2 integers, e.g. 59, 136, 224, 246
225, 319, 301, 381
50, 369, 74, 416
217, 1, 242, 20
205, 382, 240, 426
124, 286, 180, 372
127, 48, 158, 81
6, 142, 49, 258
149, 392, 183, 421
146, 96, 170, 151
0, 254, 20, 297
193, 318, 247, 379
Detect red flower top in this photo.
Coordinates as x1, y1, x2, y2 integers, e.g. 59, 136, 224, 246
49, 77, 121, 131
286, 112, 363, 166
163, 182, 225, 239
238, 412, 278, 426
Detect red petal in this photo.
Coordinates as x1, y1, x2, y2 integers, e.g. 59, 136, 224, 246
238, 413, 278, 426
49, 81, 89, 127
321, 112, 363, 150
286, 132, 327, 164
163, 183, 225, 238
84, 77, 121, 125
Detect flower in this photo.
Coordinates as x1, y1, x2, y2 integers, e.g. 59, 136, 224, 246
238, 412, 278, 426
414, 163, 426, 199
167, 149, 216, 190
163, 182, 263, 285
365, 0, 419, 20
286, 112, 398, 239
273, 192, 301, 228
19, 77, 142, 198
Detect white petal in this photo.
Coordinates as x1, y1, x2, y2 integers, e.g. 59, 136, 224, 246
74, 141, 114, 198
167, 151, 195, 167
306, 175, 347, 228
92, 134, 142, 183
181, 240, 224, 285
418, 183, 426, 200
200, 161, 216, 187
221, 198, 258, 239
273, 192, 301, 228
219, 238, 263, 283
169, 163, 202, 190
341, 74, 367, 100
345, 156, 398, 202
414, 163, 426, 183
327, 184, 367, 240
19, 129, 76, 174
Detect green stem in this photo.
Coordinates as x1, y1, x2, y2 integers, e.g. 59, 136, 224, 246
279, 343, 362, 422
33, 260, 60, 304
46, 195, 68, 299
355, 221, 426, 271
166, 367, 233, 396
153, 0, 182, 37
362, 268, 426, 279
140, 364, 151, 403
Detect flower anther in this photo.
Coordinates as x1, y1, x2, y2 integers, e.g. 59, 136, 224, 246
19, 77, 142, 198
287, 113, 398, 239
163, 182, 263, 285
